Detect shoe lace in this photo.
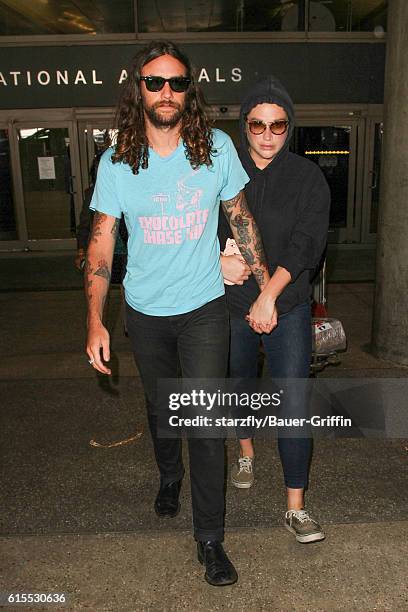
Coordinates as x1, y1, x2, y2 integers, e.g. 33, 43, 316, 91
238, 456, 252, 473
286, 509, 314, 524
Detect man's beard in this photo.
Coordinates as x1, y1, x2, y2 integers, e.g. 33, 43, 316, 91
144, 101, 184, 129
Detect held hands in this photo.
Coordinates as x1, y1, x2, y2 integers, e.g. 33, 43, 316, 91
86, 319, 111, 375
246, 265, 290, 333
246, 293, 278, 335
220, 254, 252, 285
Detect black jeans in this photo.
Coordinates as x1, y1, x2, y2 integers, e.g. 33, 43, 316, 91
126, 296, 229, 542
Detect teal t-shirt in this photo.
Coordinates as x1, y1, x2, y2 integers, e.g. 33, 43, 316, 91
91, 129, 249, 316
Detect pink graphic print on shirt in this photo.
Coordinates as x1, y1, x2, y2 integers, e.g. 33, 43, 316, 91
138, 170, 208, 245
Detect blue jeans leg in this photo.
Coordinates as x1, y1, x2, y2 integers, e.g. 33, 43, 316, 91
229, 302, 312, 489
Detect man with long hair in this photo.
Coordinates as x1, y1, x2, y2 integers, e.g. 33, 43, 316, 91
85, 40, 274, 586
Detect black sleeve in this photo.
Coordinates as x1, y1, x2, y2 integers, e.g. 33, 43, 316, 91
277, 168, 331, 282
76, 187, 94, 250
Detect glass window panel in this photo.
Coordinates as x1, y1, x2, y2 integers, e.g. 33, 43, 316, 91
0, 0, 134, 35
292, 125, 351, 229
138, 0, 305, 33
18, 127, 75, 240
308, 0, 387, 33
0, 129, 17, 240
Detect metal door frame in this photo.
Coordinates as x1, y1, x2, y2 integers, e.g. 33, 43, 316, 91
361, 115, 383, 244
0, 120, 26, 251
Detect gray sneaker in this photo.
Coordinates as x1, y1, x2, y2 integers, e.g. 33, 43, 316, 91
231, 456, 254, 489
284, 509, 325, 543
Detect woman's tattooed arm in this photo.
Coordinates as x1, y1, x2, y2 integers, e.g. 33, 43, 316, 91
221, 190, 269, 289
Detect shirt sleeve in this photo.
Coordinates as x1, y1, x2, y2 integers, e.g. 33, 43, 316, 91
89, 149, 122, 219
277, 167, 331, 282
217, 132, 249, 202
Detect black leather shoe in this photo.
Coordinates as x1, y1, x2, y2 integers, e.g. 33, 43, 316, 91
197, 541, 238, 586
154, 480, 181, 518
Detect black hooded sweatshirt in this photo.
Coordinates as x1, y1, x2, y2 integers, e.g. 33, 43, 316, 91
218, 76, 331, 317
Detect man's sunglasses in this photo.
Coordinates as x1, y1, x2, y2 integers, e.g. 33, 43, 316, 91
246, 119, 289, 136
140, 76, 191, 93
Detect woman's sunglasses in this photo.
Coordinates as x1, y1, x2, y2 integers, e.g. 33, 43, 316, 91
140, 76, 191, 93
246, 119, 289, 136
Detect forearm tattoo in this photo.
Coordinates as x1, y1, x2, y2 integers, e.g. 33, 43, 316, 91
84, 259, 93, 301
94, 259, 111, 283
253, 268, 266, 287
84, 256, 112, 300
222, 190, 268, 287
84, 213, 115, 305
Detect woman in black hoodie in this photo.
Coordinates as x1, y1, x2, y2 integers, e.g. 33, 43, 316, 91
218, 76, 330, 543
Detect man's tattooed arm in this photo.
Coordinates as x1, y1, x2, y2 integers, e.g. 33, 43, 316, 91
85, 212, 118, 320
221, 190, 269, 289
94, 259, 111, 283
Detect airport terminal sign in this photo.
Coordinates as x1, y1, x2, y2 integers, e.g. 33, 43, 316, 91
0, 42, 385, 108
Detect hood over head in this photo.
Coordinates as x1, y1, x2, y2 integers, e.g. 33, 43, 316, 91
239, 76, 295, 173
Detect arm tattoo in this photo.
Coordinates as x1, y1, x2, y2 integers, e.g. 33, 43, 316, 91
221, 190, 269, 288
84, 256, 111, 306
84, 214, 112, 318
231, 214, 251, 247
94, 258, 111, 283
253, 268, 266, 287
221, 191, 240, 218
90, 212, 108, 244
84, 259, 94, 301
239, 246, 255, 266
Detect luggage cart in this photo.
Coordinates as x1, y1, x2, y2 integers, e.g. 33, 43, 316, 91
311, 260, 347, 374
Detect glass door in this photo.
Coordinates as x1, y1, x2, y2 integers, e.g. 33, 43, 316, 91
291, 119, 362, 244
78, 120, 116, 196
13, 122, 82, 248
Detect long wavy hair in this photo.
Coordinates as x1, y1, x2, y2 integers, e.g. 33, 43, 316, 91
111, 40, 214, 174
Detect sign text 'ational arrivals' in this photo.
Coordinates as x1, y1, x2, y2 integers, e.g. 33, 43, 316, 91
0, 67, 242, 87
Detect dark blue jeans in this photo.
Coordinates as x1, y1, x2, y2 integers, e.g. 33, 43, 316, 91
230, 302, 312, 489
126, 296, 229, 542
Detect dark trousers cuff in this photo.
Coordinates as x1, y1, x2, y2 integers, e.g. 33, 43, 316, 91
194, 528, 224, 543
160, 469, 185, 486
